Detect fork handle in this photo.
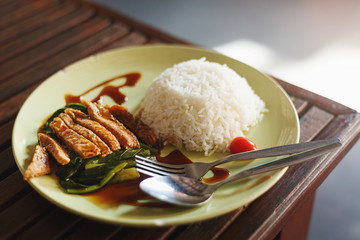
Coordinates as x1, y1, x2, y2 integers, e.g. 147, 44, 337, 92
208, 138, 341, 169
210, 140, 341, 190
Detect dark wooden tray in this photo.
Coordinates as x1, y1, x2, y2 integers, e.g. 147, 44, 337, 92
0, 0, 359, 239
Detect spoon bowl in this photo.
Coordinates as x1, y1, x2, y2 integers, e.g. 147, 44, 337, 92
140, 175, 214, 206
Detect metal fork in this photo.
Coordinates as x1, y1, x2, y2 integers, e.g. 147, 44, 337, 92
135, 138, 341, 179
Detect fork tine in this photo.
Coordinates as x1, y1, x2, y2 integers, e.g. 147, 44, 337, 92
136, 160, 186, 175
135, 159, 186, 173
135, 155, 185, 169
136, 167, 167, 177
135, 155, 187, 177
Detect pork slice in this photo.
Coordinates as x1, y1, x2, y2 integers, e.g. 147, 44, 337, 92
109, 105, 157, 146
50, 117, 101, 159
59, 113, 112, 157
24, 145, 51, 180
65, 108, 121, 151
64, 108, 88, 119
83, 100, 140, 149
38, 133, 70, 165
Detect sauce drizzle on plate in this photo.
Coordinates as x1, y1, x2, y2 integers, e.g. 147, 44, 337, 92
65, 72, 141, 104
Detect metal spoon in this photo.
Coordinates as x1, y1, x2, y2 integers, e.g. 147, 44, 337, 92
139, 139, 341, 206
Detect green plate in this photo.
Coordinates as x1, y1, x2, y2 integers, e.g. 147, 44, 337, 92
12, 44, 299, 226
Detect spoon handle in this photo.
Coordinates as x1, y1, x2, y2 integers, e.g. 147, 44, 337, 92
211, 139, 341, 191
209, 138, 341, 168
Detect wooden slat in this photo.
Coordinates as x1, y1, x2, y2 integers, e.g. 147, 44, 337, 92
0, 0, 17, 8
317, 113, 360, 140
75, 0, 190, 45
0, 16, 111, 82
299, 106, 334, 142
291, 96, 308, 115
279, 193, 315, 240
276, 78, 355, 115
111, 226, 177, 240
305, 114, 360, 190
0, 191, 54, 239
174, 205, 248, 240
64, 220, 121, 239
15, 208, 81, 240
0, 23, 130, 103
0, 23, 134, 124
0, 171, 30, 212
0, 0, 48, 20
147, 38, 174, 44
100, 31, 149, 52
0, 147, 16, 179
0, 1, 77, 45
0, 84, 39, 125
0, 119, 14, 147
0, 6, 95, 64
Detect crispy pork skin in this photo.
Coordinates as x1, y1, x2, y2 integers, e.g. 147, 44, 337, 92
24, 145, 51, 180
38, 133, 70, 165
50, 117, 101, 159
83, 100, 140, 149
59, 113, 111, 157
65, 109, 121, 151
110, 105, 157, 146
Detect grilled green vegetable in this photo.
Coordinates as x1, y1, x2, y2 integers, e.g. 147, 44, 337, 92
111, 167, 140, 183
57, 148, 152, 194
66, 162, 128, 194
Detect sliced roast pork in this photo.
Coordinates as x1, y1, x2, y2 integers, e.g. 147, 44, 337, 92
65, 108, 121, 151
59, 113, 111, 157
38, 133, 70, 165
50, 117, 101, 159
109, 105, 157, 146
24, 145, 51, 180
83, 100, 140, 149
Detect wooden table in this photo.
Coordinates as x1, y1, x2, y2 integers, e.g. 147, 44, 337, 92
0, 0, 359, 239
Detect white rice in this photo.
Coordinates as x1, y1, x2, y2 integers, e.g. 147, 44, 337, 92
138, 58, 267, 155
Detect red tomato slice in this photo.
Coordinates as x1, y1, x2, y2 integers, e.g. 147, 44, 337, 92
229, 136, 257, 154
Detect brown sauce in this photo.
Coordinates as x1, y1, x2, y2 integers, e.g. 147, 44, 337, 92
202, 167, 230, 184
85, 174, 174, 208
65, 72, 141, 105
155, 149, 192, 164
84, 176, 172, 208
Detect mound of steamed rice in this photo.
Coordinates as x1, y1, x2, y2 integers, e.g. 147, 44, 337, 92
138, 58, 267, 156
